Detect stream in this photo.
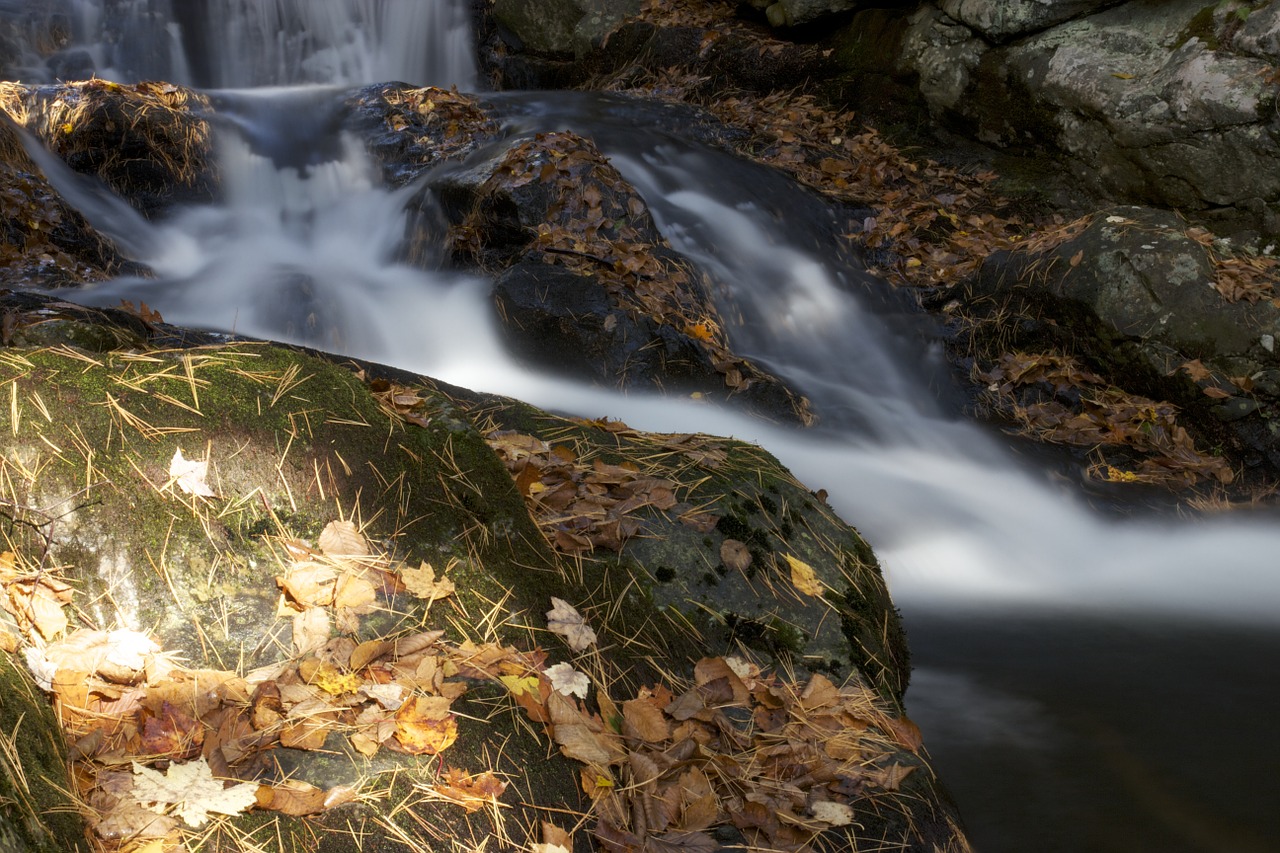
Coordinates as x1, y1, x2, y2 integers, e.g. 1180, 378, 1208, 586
10, 2, 1280, 850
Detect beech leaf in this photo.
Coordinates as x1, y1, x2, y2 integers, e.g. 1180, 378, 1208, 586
546, 597, 597, 652
317, 520, 369, 557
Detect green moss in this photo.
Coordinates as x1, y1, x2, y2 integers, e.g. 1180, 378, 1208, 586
0, 656, 88, 852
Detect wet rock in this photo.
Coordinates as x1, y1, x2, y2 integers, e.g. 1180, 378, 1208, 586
345, 83, 502, 186
0, 117, 134, 287
938, 0, 1125, 42
490, 0, 640, 58
438, 129, 814, 423
0, 79, 216, 216
821, 1, 1280, 238
745, 0, 862, 28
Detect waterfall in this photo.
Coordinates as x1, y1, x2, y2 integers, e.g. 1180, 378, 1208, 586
8, 2, 1280, 849
2, 0, 477, 89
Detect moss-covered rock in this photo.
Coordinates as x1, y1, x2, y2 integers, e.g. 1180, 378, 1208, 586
0, 290, 967, 851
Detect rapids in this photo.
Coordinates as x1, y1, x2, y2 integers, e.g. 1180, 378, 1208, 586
8, 1, 1280, 850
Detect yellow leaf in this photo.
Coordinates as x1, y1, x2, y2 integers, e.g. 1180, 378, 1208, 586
400, 562, 456, 604
1111, 72, 1134, 79
499, 674, 541, 697
783, 554, 823, 596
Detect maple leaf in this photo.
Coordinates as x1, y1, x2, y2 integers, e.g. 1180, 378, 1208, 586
400, 562, 456, 604
168, 448, 215, 497
130, 757, 259, 827
546, 662, 590, 698
394, 694, 459, 755
546, 598, 597, 652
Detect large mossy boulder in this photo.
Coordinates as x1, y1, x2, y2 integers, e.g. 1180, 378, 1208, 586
0, 291, 967, 852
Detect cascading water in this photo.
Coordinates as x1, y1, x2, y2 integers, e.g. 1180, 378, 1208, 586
10, 1, 1280, 850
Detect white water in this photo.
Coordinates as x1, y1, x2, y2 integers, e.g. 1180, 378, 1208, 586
8, 0, 476, 89
14, 2, 1280, 848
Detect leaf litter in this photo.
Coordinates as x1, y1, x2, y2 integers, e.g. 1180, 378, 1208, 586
4, 505, 927, 852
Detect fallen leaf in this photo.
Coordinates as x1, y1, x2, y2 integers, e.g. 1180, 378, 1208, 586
720, 539, 752, 573
292, 607, 331, 656
546, 662, 590, 698
546, 598, 597, 652
783, 554, 823, 596
317, 520, 369, 557
168, 448, 215, 497
400, 562, 456, 604
810, 800, 854, 826
130, 757, 260, 827
429, 767, 508, 812
394, 694, 458, 755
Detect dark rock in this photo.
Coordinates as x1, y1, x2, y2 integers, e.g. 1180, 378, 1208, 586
439, 129, 815, 423
0, 80, 216, 216
968, 205, 1280, 474
0, 117, 134, 287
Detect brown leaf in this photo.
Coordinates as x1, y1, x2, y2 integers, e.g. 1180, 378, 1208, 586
399, 562, 456, 604
546, 597, 597, 652
256, 780, 328, 816
720, 539, 752, 573
292, 607, 331, 656
621, 698, 670, 743
139, 701, 203, 760
547, 691, 623, 766
318, 520, 370, 557
430, 767, 508, 812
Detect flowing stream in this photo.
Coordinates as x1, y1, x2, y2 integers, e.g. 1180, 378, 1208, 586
10, 2, 1280, 850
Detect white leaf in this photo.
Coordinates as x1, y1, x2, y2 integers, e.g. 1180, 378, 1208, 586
103, 629, 160, 671
546, 598, 597, 652
545, 662, 589, 698
810, 800, 854, 827
24, 647, 57, 691
131, 757, 259, 827
360, 682, 406, 710
169, 449, 215, 497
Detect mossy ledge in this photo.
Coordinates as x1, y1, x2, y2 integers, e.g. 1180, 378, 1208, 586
0, 291, 961, 852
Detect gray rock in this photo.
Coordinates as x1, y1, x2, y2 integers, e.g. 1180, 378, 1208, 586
974, 206, 1280, 375
752, 0, 863, 28
938, 0, 1126, 42
491, 0, 640, 57
870, 0, 1280, 237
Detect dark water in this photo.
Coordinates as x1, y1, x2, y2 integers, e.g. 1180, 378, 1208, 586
7, 2, 1280, 850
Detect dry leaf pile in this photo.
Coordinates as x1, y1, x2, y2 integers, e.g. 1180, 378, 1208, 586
485, 428, 726, 553
532, 657, 925, 852
371, 85, 500, 169
977, 352, 1235, 485
4, 511, 933, 853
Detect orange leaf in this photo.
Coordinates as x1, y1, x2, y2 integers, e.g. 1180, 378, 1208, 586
394, 695, 458, 755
